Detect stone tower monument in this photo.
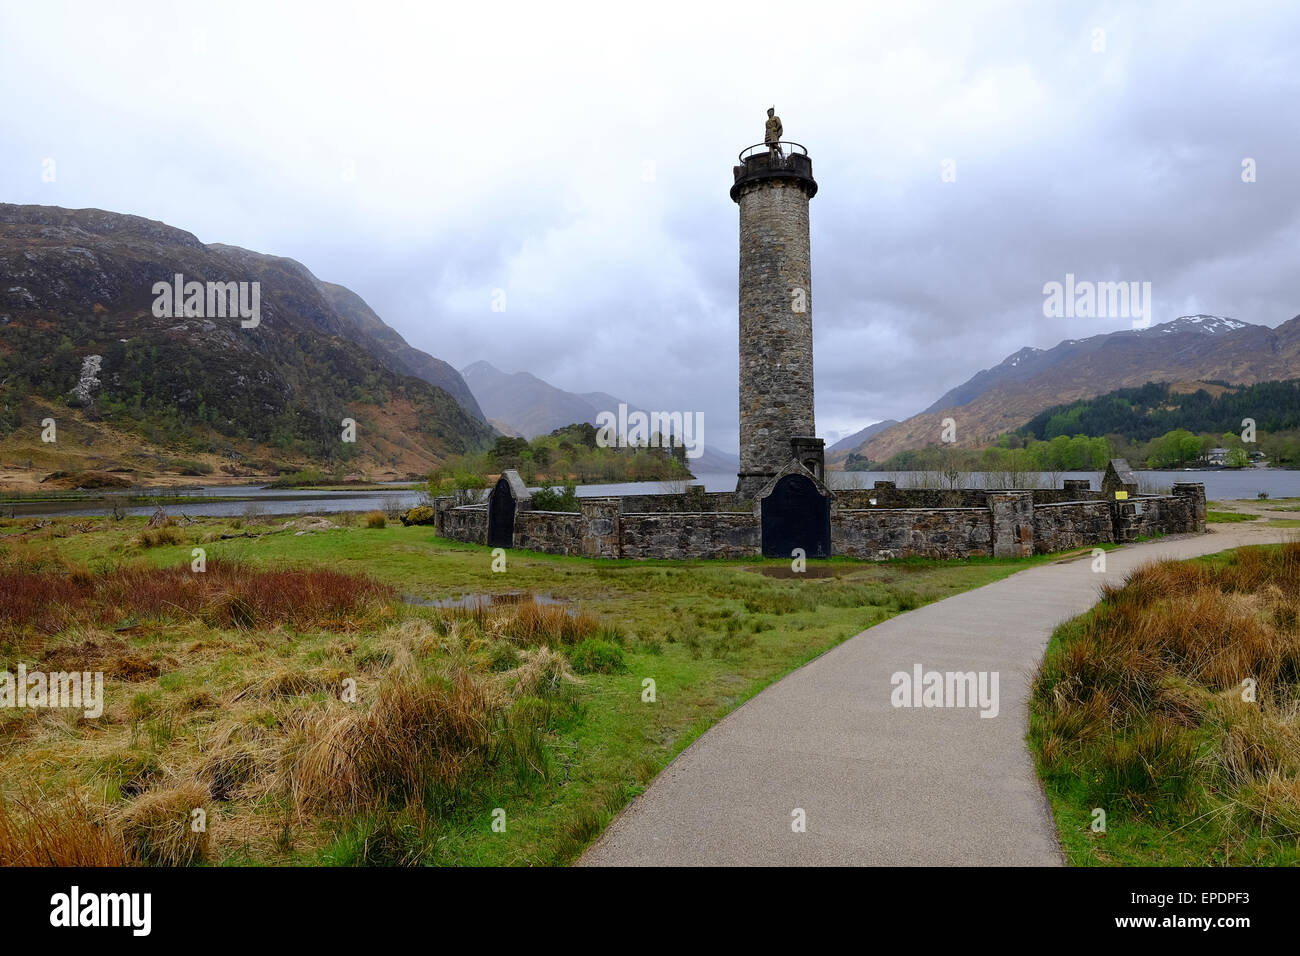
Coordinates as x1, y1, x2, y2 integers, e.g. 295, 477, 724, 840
731, 111, 822, 497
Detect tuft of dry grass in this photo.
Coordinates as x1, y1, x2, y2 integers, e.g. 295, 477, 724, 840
0, 558, 393, 633
138, 526, 181, 548
1208, 698, 1300, 787
39, 628, 164, 681
508, 600, 600, 647
229, 667, 342, 703
1031, 541, 1300, 864
1038, 543, 1300, 730
281, 667, 505, 815
118, 781, 210, 865
1234, 770, 1300, 839
439, 596, 601, 648
0, 793, 135, 866
196, 720, 280, 804
501, 645, 580, 698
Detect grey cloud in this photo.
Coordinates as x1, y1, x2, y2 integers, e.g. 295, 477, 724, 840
1, 0, 1297, 454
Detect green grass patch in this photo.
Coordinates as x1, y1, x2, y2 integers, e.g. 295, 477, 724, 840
0, 512, 1049, 866
1207, 510, 1257, 523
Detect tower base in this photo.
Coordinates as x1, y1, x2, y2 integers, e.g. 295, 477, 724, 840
735, 473, 776, 498
737, 437, 825, 499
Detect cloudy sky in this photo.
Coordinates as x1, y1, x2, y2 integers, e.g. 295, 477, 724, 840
3, 0, 1298, 453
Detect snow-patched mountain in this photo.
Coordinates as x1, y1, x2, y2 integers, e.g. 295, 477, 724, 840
1142, 314, 1249, 336
919, 315, 1258, 416
836, 314, 1300, 465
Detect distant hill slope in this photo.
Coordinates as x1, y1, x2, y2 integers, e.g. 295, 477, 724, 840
187, 244, 483, 421
835, 315, 1300, 465
1018, 378, 1300, 442
462, 360, 739, 474
310, 278, 483, 421
0, 204, 493, 477
462, 362, 601, 439
827, 419, 900, 454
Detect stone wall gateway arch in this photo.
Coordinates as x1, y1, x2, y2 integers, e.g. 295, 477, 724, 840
487, 470, 531, 549
758, 465, 832, 559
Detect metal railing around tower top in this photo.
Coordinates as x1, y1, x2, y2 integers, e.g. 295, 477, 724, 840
738, 141, 810, 164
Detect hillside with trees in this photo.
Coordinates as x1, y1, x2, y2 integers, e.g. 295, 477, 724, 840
1016, 380, 1300, 467
848, 379, 1300, 474
0, 204, 493, 482
427, 422, 693, 501
834, 315, 1300, 466
1018, 380, 1300, 442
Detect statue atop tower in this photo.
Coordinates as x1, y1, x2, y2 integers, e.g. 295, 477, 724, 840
764, 107, 783, 158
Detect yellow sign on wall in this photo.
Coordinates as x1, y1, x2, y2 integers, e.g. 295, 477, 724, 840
1115, 491, 1129, 500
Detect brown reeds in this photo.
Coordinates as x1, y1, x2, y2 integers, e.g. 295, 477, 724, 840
0, 558, 393, 633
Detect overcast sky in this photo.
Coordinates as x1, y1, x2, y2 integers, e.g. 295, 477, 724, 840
3, 0, 1298, 453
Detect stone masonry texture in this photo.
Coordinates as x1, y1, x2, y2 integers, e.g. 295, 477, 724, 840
735, 166, 816, 496
435, 486, 1205, 561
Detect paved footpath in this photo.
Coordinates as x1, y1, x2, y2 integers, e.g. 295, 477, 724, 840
581, 525, 1287, 866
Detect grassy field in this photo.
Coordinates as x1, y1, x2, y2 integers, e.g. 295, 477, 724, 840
1029, 542, 1300, 865
1207, 510, 1257, 523
0, 511, 1053, 866
1208, 498, 1298, 528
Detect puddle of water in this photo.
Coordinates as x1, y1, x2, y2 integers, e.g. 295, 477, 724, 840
402, 591, 569, 609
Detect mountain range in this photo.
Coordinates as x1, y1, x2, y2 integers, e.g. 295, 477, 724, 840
833, 314, 1300, 465
6, 204, 1296, 485
827, 418, 900, 454
461, 360, 739, 474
